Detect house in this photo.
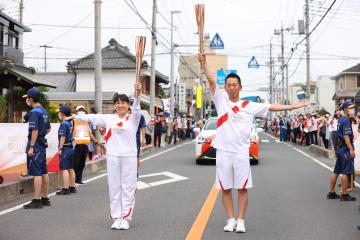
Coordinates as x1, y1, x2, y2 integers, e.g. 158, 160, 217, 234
0, 11, 31, 65
332, 63, 360, 107
316, 75, 335, 114
67, 38, 168, 112
0, 12, 55, 122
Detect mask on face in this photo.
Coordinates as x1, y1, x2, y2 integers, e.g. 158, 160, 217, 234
26, 98, 31, 107
348, 108, 355, 116
77, 111, 85, 115
58, 113, 63, 120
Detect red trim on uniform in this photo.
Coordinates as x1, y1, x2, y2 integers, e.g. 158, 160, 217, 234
241, 100, 250, 108
105, 128, 112, 142
217, 113, 228, 128
217, 100, 250, 129
242, 178, 249, 189
117, 122, 123, 127
219, 179, 225, 191
232, 105, 240, 113
109, 213, 117, 221
123, 207, 132, 219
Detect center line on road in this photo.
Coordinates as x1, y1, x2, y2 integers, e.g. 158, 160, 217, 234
186, 185, 219, 240
0, 141, 193, 217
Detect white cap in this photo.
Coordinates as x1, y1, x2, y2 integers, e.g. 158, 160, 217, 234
76, 105, 86, 111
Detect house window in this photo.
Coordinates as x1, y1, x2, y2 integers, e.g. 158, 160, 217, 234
340, 81, 343, 91
0, 23, 3, 45
357, 75, 360, 88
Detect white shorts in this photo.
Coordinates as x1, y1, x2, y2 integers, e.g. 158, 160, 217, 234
215, 149, 253, 190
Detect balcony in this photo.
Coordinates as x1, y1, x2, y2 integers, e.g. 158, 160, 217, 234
0, 46, 24, 65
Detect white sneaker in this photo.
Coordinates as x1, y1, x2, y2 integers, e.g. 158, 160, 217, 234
111, 220, 122, 230
236, 219, 246, 233
223, 218, 236, 232
119, 219, 130, 230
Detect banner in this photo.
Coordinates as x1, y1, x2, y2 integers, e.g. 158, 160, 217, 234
196, 87, 202, 109
0, 123, 60, 184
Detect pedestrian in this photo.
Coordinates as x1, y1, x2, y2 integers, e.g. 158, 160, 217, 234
327, 100, 357, 201
330, 110, 340, 154
319, 115, 329, 149
56, 105, 76, 195
304, 114, 311, 146
154, 114, 164, 147
22, 88, 51, 209
279, 116, 287, 142
168, 115, 179, 145
73, 106, 98, 185
145, 116, 154, 145
182, 116, 188, 140
199, 53, 306, 233
310, 113, 319, 145
70, 82, 142, 230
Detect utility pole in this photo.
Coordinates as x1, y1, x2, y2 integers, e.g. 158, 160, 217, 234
269, 41, 273, 104
285, 64, 289, 104
94, 0, 102, 113
170, 11, 181, 117
305, 0, 311, 101
281, 26, 285, 104
149, 0, 157, 116
40, 45, 52, 72
19, 0, 24, 23
269, 41, 273, 118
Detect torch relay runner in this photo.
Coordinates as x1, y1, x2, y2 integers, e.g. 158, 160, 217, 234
67, 82, 142, 230
198, 53, 307, 233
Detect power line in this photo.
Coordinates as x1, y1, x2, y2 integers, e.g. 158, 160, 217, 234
25, 11, 93, 55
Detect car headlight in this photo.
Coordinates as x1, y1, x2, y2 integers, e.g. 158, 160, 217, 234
250, 133, 257, 142
197, 135, 210, 144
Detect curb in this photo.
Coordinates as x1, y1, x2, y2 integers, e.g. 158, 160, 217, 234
0, 145, 155, 205
308, 144, 335, 159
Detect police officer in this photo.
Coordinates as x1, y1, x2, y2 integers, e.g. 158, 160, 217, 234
327, 100, 357, 201
22, 88, 51, 209
56, 105, 77, 195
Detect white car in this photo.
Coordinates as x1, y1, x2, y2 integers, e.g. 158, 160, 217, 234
195, 117, 260, 165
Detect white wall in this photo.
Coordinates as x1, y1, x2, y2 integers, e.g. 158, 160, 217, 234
76, 69, 136, 95
317, 75, 335, 113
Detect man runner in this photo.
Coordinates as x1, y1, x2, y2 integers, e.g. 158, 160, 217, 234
199, 53, 306, 233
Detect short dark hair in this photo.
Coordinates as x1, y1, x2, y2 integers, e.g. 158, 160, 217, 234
113, 93, 130, 104
225, 73, 241, 85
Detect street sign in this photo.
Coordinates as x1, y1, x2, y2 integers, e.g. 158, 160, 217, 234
210, 33, 224, 49
217, 69, 237, 85
248, 56, 260, 68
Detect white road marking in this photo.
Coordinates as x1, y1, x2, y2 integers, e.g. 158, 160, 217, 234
263, 132, 360, 188
0, 141, 192, 217
261, 139, 269, 143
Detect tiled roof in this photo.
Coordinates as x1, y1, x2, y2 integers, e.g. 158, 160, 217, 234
343, 63, 360, 73
34, 72, 75, 92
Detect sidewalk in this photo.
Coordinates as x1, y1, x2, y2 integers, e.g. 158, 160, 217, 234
0, 139, 192, 206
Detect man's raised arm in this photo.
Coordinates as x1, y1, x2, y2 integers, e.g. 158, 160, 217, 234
198, 53, 216, 94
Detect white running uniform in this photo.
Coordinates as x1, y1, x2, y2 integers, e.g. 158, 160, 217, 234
211, 87, 270, 190
76, 97, 141, 220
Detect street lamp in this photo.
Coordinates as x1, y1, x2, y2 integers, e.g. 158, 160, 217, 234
170, 10, 181, 118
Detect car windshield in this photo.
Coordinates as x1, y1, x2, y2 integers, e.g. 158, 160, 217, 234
203, 118, 218, 130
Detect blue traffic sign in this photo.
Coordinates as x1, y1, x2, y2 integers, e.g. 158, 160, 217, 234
217, 69, 237, 85
248, 56, 260, 68
210, 33, 224, 49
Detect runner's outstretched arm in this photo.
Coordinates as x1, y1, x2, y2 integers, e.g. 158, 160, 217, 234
198, 53, 216, 94
269, 101, 307, 112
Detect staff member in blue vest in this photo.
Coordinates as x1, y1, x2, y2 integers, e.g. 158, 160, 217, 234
327, 100, 356, 201
23, 88, 51, 209
56, 105, 77, 195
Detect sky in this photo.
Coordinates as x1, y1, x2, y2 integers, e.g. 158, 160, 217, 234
1, 0, 360, 91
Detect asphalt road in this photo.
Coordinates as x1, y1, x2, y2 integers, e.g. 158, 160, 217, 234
0, 133, 359, 240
